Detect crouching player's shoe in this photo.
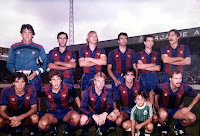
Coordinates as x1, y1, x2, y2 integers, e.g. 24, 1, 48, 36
62, 130, 77, 136
172, 125, 187, 135
49, 127, 59, 136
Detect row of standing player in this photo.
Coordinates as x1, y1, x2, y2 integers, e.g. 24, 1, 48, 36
1, 24, 199, 136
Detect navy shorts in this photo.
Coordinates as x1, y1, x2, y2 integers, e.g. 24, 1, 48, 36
120, 107, 132, 116
81, 73, 95, 91
111, 73, 124, 92
48, 108, 72, 121
159, 106, 180, 118
140, 73, 159, 92
63, 78, 73, 85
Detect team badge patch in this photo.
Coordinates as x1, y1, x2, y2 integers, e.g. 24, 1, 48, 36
180, 51, 183, 54
11, 98, 15, 101
67, 56, 71, 59
55, 54, 57, 56
178, 95, 182, 98
91, 98, 94, 101
143, 110, 148, 115
17, 51, 20, 54
97, 53, 100, 56
154, 57, 156, 60
62, 94, 66, 98
123, 91, 126, 94
103, 98, 106, 101
26, 96, 30, 100
32, 51, 35, 55
127, 55, 131, 58
86, 52, 88, 55
116, 55, 119, 57
141, 57, 144, 59
164, 93, 168, 96
48, 95, 51, 98
167, 50, 170, 53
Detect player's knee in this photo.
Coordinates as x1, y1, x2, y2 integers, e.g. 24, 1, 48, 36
71, 113, 80, 124
115, 118, 123, 126
38, 119, 48, 130
80, 115, 88, 126
30, 114, 39, 124
122, 122, 130, 130
188, 113, 196, 123
159, 111, 168, 119
146, 123, 154, 131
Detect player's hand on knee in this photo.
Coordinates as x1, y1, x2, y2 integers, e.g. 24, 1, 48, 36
181, 107, 190, 114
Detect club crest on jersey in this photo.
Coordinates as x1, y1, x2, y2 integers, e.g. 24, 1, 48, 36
103, 98, 106, 101
141, 57, 144, 59
178, 95, 182, 98
48, 95, 51, 98
167, 50, 170, 53
127, 55, 131, 58
154, 57, 156, 60
32, 51, 35, 55
86, 52, 88, 55
91, 97, 94, 101
143, 110, 148, 115
67, 56, 71, 59
55, 54, 58, 56
97, 53, 100, 56
11, 98, 15, 101
180, 51, 183, 54
17, 51, 20, 54
123, 91, 126, 94
26, 96, 30, 100
62, 94, 66, 98
116, 55, 119, 57
164, 93, 168, 96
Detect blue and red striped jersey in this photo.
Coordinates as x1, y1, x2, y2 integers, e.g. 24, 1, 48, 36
80, 86, 114, 117
108, 48, 136, 74
113, 80, 145, 108
161, 45, 190, 73
79, 45, 105, 74
153, 82, 198, 109
0, 85, 37, 115
41, 83, 77, 110
137, 50, 161, 75
48, 47, 76, 80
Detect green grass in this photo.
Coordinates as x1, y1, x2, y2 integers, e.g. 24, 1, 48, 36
0, 88, 199, 136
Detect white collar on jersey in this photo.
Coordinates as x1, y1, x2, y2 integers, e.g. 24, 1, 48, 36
136, 102, 146, 109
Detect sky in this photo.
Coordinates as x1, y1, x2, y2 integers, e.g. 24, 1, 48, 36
0, 0, 200, 53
